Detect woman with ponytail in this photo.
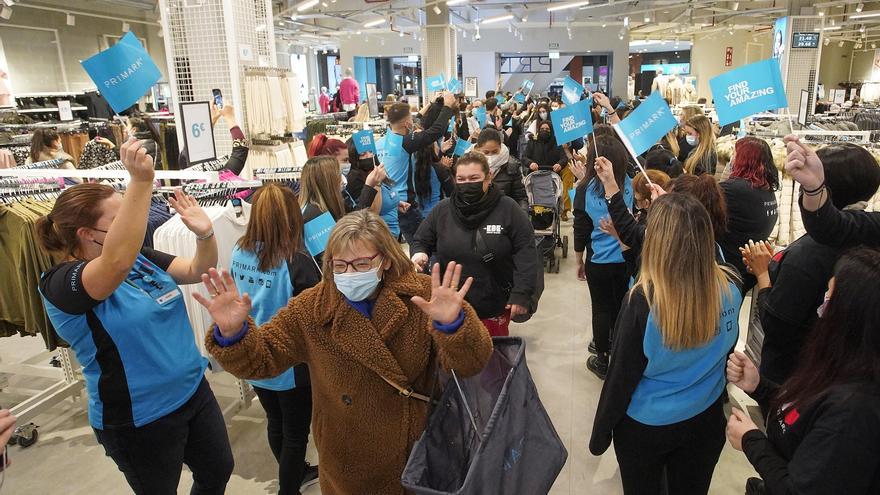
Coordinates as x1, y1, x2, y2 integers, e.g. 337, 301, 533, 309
36, 139, 232, 494
307, 134, 349, 169
230, 183, 321, 492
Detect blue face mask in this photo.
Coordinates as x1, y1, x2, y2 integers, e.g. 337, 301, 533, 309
334, 265, 382, 302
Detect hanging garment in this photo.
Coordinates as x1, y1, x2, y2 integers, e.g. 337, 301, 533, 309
79, 139, 119, 169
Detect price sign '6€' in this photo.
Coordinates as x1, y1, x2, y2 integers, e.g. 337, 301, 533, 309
180, 101, 217, 165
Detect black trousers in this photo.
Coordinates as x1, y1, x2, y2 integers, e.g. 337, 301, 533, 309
613, 397, 726, 495
253, 385, 314, 495
398, 204, 424, 245
94, 378, 233, 495
585, 261, 629, 354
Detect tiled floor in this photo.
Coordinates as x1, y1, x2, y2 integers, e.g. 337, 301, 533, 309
0, 222, 760, 494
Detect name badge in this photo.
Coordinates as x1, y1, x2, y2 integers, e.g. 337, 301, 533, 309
155, 289, 181, 305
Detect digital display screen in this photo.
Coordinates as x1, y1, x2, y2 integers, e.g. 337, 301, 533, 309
792, 33, 820, 48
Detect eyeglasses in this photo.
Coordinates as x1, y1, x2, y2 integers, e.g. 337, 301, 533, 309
331, 253, 382, 274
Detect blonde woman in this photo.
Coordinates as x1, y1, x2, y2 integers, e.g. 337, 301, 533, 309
350, 103, 371, 122
683, 115, 718, 176
195, 209, 493, 495
676, 105, 704, 161
590, 193, 742, 495
299, 156, 384, 224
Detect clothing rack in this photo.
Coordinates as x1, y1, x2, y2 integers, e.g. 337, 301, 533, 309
791, 129, 871, 144
0, 168, 221, 181
184, 155, 231, 173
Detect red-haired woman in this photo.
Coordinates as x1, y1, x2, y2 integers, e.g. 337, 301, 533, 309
307, 134, 349, 170
718, 137, 780, 291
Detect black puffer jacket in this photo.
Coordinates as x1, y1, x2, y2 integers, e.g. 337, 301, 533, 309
492, 156, 528, 209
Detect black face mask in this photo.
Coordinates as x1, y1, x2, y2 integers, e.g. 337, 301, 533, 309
538, 130, 551, 141
358, 158, 375, 171
456, 182, 485, 204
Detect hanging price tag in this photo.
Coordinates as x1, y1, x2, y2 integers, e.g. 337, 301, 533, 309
57, 100, 74, 121
180, 101, 216, 165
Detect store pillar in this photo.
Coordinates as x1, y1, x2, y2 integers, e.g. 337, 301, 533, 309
422, 4, 457, 102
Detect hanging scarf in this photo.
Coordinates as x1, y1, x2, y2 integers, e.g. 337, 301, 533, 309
450, 182, 503, 230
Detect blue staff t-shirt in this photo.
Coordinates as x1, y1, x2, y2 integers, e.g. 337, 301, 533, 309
39, 248, 207, 430
380, 184, 400, 237
230, 245, 322, 391
585, 177, 634, 264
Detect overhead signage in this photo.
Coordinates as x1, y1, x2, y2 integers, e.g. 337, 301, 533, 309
792, 32, 819, 49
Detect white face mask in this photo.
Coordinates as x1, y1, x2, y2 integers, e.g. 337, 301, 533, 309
686, 135, 699, 146
816, 292, 832, 319
334, 265, 381, 302
538, 111, 548, 120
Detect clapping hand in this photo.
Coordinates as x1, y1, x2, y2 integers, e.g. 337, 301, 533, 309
411, 262, 474, 325
784, 135, 824, 191
168, 189, 213, 238
740, 240, 774, 276
599, 217, 621, 242
192, 268, 252, 337
120, 138, 155, 183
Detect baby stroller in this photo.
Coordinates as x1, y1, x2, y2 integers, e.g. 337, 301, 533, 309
523, 170, 568, 273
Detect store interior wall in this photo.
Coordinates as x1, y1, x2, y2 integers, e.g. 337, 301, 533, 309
691, 30, 772, 101
0, 7, 166, 94
339, 35, 420, 77
851, 49, 875, 82
460, 51, 496, 98
818, 42, 854, 89
457, 26, 628, 98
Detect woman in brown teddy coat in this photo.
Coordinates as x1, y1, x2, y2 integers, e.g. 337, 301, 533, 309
195, 209, 494, 494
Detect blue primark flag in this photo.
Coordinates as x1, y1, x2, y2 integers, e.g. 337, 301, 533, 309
453, 138, 472, 157
550, 98, 593, 146
304, 212, 336, 256
522, 79, 535, 93
614, 92, 677, 157
710, 58, 787, 126
562, 76, 586, 105
426, 74, 447, 92
514, 93, 526, 103
473, 106, 488, 128
81, 32, 162, 113
447, 78, 462, 94
353, 129, 377, 155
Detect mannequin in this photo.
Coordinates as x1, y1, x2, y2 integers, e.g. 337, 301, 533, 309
627, 75, 636, 100
651, 68, 669, 98
683, 77, 697, 103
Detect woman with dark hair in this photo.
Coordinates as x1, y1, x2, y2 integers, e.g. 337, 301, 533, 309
726, 247, 880, 495
645, 147, 685, 178
412, 101, 455, 217
591, 193, 742, 495
668, 174, 728, 246
786, 135, 880, 248
27, 128, 76, 169
745, 143, 880, 384
523, 120, 567, 174
126, 115, 161, 161
573, 136, 634, 379
474, 128, 527, 209
718, 136, 780, 290
411, 151, 539, 337
231, 183, 321, 492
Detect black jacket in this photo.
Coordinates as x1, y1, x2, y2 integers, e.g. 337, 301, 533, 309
743, 380, 880, 495
492, 156, 528, 209
800, 190, 880, 249
410, 196, 539, 319
399, 106, 455, 202
523, 138, 567, 172
757, 235, 839, 384
719, 178, 779, 287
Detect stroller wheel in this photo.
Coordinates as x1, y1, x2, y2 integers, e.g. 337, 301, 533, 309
562, 236, 569, 258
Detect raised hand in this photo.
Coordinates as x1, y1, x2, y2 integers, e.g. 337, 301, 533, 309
649, 183, 667, 201
411, 262, 474, 325
441, 138, 455, 153
726, 351, 760, 394
192, 268, 252, 337
783, 135, 824, 191
599, 217, 620, 241
120, 138, 155, 183
0, 409, 16, 449
411, 252, 429, 272
443, 91, 457, 108
365, 164, 387, 188
168, 189, 213, 238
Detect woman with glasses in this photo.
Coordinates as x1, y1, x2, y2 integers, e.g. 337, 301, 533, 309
195, 209, 493, 495
410, 151, 539, 337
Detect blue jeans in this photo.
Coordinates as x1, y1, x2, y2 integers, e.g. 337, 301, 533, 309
94, 378, 233, 495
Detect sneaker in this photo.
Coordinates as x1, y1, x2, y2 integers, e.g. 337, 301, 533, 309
301, 464, 319, 489
588, 340, 597, 355
587, 354, 608, 380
